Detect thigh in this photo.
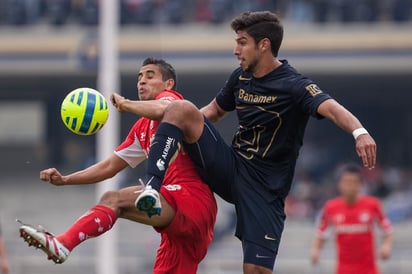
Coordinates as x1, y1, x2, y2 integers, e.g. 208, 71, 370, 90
115, 186, 175, 228
183, 118, 236, 203
242, 240, 276, 272
235, 177, 286, 255
156, 183, 217, 262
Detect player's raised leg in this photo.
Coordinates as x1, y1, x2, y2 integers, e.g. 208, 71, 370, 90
19, 221, 70, 264
19, 186, 175, 264
135, 100, 204, 216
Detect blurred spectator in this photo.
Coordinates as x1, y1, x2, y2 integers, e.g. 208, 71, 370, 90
165, 0, 188, 24
78, 0, 98, 25
121, 0, 155, 25
0, 0, 6, 24
285, 0, 313, 23
5, 0, 40, 25
194, 0, 211, 22
46, 0, 71, 25
393, 0, 412, 22
1, 0, 409, 26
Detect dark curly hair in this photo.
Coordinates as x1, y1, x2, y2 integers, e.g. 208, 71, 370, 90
230, 11, 283, 57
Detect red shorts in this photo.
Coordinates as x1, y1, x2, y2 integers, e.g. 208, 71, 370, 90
152, 182, 217, 274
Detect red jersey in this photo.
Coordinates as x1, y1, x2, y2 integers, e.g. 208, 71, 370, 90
114, 90, 202, 186
114, 90, 217, 274
316, 196, 392, 274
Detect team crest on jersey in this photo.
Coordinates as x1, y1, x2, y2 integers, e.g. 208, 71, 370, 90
305, 84, 323, 97
359, 212, 370, 223
334, 214, 345, 223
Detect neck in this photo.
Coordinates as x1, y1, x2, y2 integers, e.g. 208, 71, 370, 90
253, 58, 282, 78
344, 196, 358, 205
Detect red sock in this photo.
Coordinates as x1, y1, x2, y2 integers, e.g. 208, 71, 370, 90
56, 205, 117, 251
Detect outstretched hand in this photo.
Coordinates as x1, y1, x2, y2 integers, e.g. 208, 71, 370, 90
110, 93, 127, 112
355, 134, 376, 169
40, 168, 66, 186
380, 242, 391, 260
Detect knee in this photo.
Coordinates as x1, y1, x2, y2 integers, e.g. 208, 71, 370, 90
243, 264, 273, 274
164, 100, 202, 125
98, 190, 120, 209
163, 100, 204, 142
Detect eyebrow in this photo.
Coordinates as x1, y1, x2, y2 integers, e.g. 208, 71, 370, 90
138, 69, 156, 78
235, 36, 248, 42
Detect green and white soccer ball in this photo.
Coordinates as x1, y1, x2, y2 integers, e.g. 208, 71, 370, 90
60, 87, 109, 135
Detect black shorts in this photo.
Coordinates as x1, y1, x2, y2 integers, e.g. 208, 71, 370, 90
184, 118, 286, 269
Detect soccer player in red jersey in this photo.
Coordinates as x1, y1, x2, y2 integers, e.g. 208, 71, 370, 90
310, 163, 392, 274
18, 58, 217, 274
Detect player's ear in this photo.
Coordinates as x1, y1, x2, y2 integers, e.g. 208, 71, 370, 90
166, 79, 175, 90
259, 38, 270, 52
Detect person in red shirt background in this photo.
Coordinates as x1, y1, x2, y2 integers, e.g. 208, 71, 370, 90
310, 163, 392, 274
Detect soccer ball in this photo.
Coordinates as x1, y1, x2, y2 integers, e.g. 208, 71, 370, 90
60, 87, 109, 135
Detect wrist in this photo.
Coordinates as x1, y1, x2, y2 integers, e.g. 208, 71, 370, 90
61, 176, 69, 185
352, 127, 368, 140
119, 98, 130, 112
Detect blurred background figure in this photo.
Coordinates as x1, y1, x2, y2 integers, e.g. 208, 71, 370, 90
310, 163, 392, 274
0, 0, 410, 26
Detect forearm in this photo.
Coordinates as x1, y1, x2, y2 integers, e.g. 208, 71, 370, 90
317, 98, 376, 168
0, 240, 7, 259
64, 166, 111, 185
64, 156, 127, 185
119, 99, 170, 121
319, 99, 363, 133
311, 236, 325, 251
310, 236, 326, 264
381, 233, 393, 250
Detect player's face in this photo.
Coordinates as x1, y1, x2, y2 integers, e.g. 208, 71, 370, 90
338, 172, 362, 201
233, 30, 261, 73
137, 64, 169, 101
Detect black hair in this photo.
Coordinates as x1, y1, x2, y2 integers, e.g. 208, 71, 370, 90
336, 163, 363, 182
230, 11, 283, 57
142, 57, 177, 89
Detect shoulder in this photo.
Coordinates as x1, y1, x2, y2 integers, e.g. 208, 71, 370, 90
155, 90, 184, 101
360, 196, 381, 206
270, 60, 315, 92
231, 67, 244, 77
226, 67, 246, 84
324, 197, 343, 210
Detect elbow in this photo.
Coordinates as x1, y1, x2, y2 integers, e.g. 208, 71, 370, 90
201, 101, 225, 123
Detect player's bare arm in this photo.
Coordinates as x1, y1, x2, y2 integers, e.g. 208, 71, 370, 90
380, 234, 392, 260
317, 99, 376, 169
0, 236, 10, 274
310, 236, 325, 265
111, 92, 170, 121
40, 154, 128, 186
200, 98, 228, 123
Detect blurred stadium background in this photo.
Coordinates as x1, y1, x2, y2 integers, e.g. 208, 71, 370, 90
0, 0, 412, 273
